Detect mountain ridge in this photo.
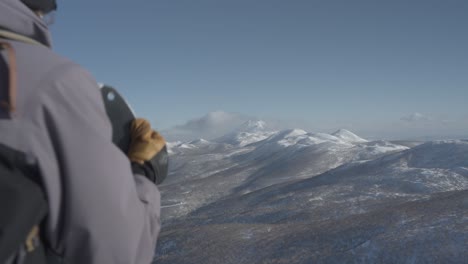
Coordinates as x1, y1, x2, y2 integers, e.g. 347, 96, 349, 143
156, 119, 467, 263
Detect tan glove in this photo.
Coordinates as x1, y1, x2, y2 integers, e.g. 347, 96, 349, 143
128, 118, 166, 164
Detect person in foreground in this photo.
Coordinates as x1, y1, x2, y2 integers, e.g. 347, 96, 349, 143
0, 0, 167, 263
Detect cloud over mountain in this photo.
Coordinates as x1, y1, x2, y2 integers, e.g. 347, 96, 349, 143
163, 111, 254, 141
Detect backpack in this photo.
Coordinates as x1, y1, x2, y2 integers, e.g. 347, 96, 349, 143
0, 143, 48, 264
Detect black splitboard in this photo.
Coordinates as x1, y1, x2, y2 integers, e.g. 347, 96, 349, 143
101, 85, 135, 154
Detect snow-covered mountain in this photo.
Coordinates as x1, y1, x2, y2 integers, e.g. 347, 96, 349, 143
332, 128, 368, 143
155, 121, 468, 263
161, 122, 410, 219
214, 120, 275, 147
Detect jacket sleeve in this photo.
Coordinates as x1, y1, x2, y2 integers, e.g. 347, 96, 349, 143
39, 64, 160, 264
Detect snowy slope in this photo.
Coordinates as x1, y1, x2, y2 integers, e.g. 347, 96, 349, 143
155, 140, 468, 263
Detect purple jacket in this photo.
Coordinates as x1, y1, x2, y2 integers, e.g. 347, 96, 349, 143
0, 0, 161, 263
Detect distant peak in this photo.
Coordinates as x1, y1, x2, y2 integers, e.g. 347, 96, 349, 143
270, 128, 307, 141
332, 129, 353, 135
246, 120, 267, 128
189, 138, 210, 145
235, 120, 270, 133
332, 129, 367, 143
214, 120, 276, 146
283, 129, 308, 137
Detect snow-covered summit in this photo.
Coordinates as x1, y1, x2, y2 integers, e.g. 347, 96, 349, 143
267, 129, 366, 148
234, 120, 270, 133
215, 120, 275, 147
166, 139, 210, 152
188, 139, 211, 145
332, 129, 368, 143
270, 129, 308, 147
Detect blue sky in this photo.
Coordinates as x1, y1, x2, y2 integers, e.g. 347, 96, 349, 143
50, 0, 468, 139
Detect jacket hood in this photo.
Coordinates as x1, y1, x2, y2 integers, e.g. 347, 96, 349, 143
0, 0, 52, 47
